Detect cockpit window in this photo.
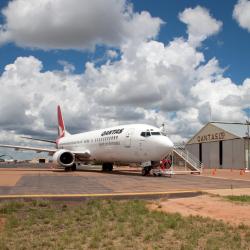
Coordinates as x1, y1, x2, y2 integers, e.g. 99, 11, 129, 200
151, 132, 161, 135
141, 132, 146, 137
141, 132, 151, 137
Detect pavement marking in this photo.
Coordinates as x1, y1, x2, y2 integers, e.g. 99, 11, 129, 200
0, 190, 202, 199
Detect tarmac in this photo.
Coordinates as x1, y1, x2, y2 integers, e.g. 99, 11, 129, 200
0, 165, 249, 200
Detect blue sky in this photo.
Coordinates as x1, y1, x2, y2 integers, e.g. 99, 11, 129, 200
0, 0, 249, 84
0, 0, 250, 159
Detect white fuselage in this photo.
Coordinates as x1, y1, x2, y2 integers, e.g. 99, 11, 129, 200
57, 124, 173, 163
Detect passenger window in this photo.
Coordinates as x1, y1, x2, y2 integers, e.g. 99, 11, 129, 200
146, 132, 151, 137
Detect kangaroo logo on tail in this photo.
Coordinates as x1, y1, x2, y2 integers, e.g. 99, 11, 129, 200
57, 105, 66, 139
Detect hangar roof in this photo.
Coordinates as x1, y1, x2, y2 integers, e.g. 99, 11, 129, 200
211, 122, 250, 138
187, 122, 250, 144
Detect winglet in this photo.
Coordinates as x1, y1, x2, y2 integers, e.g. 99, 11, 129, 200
57, 105, 70, 139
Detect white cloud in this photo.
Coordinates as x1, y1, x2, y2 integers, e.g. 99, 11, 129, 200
0, 56, 91, 137
191, 78, 246, 122
233, 0, 250, 32
90, 39, 204, 112
106, 50, 118, 59
179, 6, 222, 47
58, 60, 75, 74
0, 0, 163, 50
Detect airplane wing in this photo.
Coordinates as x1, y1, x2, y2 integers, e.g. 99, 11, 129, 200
0, 144, 56, 155
0, 144, 91, 159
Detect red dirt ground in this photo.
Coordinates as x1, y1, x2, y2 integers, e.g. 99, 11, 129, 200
201, 168, 250, 181
0, 218, 6, 232
149, 194, 250, 226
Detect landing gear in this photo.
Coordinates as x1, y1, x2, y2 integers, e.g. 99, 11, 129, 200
64, 163, 77, 172
142, 166, 151, 176
102, 162, 113, 172
71, 163, 77, 171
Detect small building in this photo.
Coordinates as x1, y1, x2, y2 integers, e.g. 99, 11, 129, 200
30, 157, 49, 164
186, 122, 250, 169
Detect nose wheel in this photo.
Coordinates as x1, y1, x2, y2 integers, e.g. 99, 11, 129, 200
102, 162, 113, 171
141, 166, 151, 176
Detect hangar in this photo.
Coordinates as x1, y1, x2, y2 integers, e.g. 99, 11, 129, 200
186, 122, 250, 169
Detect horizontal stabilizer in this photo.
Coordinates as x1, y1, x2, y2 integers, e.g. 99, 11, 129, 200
21, 136, 56, 144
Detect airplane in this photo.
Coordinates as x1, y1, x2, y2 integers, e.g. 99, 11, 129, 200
0, 106, 174, 175
0, 154, 14, 163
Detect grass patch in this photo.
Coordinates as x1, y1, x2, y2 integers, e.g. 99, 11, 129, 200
225, 195, 250, 203
0, 199, 249, 249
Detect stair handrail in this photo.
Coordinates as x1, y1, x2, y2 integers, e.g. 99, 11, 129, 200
173, 144, 203, 171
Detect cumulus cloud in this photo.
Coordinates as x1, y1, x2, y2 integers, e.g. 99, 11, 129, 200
233, 0, 250, 32
0, 0, 163, 50
106, 50, 118, 59
191, 78, 247, 122
58, 60, 75, 74
179, 6, 222, 47
0, 56, 91, 137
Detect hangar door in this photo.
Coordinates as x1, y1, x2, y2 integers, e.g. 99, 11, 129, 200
202, 142, 219, 168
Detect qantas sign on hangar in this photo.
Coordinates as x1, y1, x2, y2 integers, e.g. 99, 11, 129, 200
186, 122, 250, 169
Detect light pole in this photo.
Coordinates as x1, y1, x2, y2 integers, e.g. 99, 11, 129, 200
246, 120, 250, 172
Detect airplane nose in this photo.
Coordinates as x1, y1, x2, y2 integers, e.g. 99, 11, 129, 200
157, 136, 174, 150
163, 137, 174, 149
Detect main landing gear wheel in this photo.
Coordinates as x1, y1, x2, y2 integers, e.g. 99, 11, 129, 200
64, 163, 76, 172
102, 162, 113, 172
142, 166, 151, 176
71, 163, 76, 171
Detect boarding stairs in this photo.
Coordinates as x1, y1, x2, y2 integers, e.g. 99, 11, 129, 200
172, 145, 203, 173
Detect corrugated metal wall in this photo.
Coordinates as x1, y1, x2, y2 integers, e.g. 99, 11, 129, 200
186, 139, 245, 169
232, 139, 244, 169
186, 143, 198, 157
201, 143, 210, 168
209, 141, 219, 168
245, 139, 250, 170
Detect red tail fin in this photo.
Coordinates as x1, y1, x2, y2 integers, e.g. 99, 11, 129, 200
57, 105, 65, 139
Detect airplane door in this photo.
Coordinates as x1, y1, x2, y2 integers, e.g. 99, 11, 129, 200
125, 128, 134, 148
139, 133, 148, 157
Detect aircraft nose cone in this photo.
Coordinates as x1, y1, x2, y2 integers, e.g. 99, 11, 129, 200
156, 136, 174, 153
163, 137, 174, 149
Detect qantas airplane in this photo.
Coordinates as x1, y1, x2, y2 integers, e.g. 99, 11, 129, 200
0, 106, 174, 175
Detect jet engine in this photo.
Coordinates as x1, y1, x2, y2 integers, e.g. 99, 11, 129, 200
53, 149, 75, 168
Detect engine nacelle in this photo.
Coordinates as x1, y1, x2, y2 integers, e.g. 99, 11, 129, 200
53, 149, 75, 168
